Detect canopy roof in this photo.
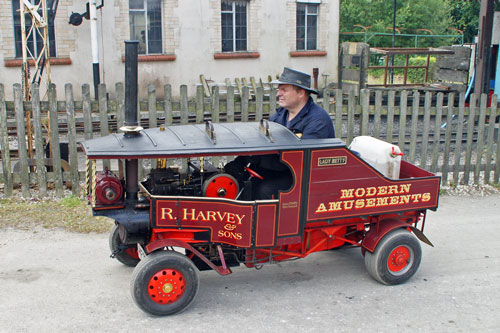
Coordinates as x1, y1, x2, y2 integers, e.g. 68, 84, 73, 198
81, 121, 345, 159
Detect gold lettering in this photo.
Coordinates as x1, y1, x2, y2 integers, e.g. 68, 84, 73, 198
422, 193, 431, 202
227, 212, 236, 223
376, 197, 389, 206
387, 185, 399, 195
183, 208, 196, 220
411, 194, 422, 203
355, 199, 365, 209
235, 214, 245, 225
206, 211, 217, 221
355, 187, 365, 198
400, 183, 411, 194
216, 211, 227, 222
329, 201, 342, 211
315, 203, 327, 213
399, 195, 410, 204
366, 198, 376, 207
377, 186, 387, 195
195, 210, 208, 221
366, 187, 377, 197
340, 189, 355, 199
389, 196, 400, 205
161, 208, 174, 220
343, 200, 354, 210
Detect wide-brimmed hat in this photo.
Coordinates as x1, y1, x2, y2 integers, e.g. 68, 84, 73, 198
271, 67, 318, 95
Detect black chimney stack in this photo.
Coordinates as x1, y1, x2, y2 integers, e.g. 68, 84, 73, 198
123, 41, 141, 203
122, 40, 142, 134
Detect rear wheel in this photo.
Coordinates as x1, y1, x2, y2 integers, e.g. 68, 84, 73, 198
131, 251, 199, 316
364, 229, 422, 285
109, 225, 140, 267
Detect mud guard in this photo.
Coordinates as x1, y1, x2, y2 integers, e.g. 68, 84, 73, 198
362, 218, 433, 253
145, 238, 232, 276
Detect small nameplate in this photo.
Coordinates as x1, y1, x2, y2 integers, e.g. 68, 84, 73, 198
318, 156, 347, 166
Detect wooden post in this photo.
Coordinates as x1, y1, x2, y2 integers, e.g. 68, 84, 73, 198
453, 93, 466, 185
484, 94, 498, 184
441, 92, 454, 185
334, 89, 343, 139
409, 91, 420, 164
387, 90, 395, 143
346, 90, 355, 145
196, 85, 204, 123
82, 84, 93, 140
0, 84, 13, 197
14, 84, 31, 198
211, 86, 220, 123
420, 92, 432, 169
431, 93, 443, 173
48, 84, 63, 197
398, 90, 408, 152
65, 83, 79, 195
255, 87, 263, 121
241, 86, 249, 122
180, 85, 188, 125
98, 84, 110, 171
116, 82, 125, 131
227, 85, 235, 123
374, 91, 382, 139
164, 84, 173, 126
474, 93, 488, 184
360, 89, 369, 136
463, 94, 477, 185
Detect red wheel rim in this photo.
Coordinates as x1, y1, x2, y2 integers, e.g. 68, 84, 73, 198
204, 176, 238, 199
148, 269, 186, 304
387, 245, 411, 273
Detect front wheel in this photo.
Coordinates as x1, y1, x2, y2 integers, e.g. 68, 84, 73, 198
364, 229, 422, 285
131, 251, 199, 316
109, 224, 140, 267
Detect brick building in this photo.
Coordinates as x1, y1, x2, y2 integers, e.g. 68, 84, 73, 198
0, 0, 340, 98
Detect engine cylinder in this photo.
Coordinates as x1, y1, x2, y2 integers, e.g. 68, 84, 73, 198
95, 169, 124, 205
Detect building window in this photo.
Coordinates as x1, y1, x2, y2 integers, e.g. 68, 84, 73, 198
296, 3, 318, 51
129, 0, 163, 54
221, 0, 247, 52
12, 0, 56, 58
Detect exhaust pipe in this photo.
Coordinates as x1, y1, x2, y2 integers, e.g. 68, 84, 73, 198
122, 41, 142, 202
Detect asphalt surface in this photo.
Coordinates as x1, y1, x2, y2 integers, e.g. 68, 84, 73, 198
1, 194, 499, 332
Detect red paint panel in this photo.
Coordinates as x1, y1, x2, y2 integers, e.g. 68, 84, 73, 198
307, 148, 440, 221
278, 151, 304, 236
255, 204, 277, 247
156, 199, 253, 247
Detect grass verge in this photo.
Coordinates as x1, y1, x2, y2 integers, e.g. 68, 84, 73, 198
0, 195, 114, 233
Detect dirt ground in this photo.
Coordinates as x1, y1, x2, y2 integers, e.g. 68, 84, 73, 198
1, 194, 499, 332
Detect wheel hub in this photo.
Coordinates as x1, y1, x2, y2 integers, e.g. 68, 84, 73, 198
148, 269, 186, 304
388, 246, 411, 272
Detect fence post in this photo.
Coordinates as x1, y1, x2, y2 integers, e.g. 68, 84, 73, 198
441, 92, 454, 185
148, 84, 157, 128
241, 86, 249, 122
48, 84, 64, 197
211, 86, 220, 123
82, 84, 93, 140
227, 85, 235, 123
373, 90, 382, 139
420, 92, 432, 169
431, 92, 443, 173
0, 84, 13, 197
14, 84, 31, 198
31, 84, 47, 197
360, 89, 370, 136
409, 91, 420, 164
65, 83, 79, 196
116, 82, 125, 131
346, 90, 355, 144
269, 86, 277, 115
98, 84, 110, 171
255, 87, 263, 121
164, 84, 173, 126
463, 94, 477, 185
484, 94, 498, 184
398, 90, 408, 152
387, 91, 395, 143
334, 89, 343, 139
474, 93, 488, 184
196, 85, 204, 123
180, 85, 188, 125
453, 93, 466, 185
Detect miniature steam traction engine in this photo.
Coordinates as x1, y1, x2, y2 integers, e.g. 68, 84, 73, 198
82, 42, 440, 316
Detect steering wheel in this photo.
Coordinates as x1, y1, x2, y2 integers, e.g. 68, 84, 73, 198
244, 166, 264, 180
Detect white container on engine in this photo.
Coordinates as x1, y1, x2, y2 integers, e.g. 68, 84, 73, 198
349, 136, 404, 179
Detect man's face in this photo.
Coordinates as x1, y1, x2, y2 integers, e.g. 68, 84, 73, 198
277, 84, 304, 110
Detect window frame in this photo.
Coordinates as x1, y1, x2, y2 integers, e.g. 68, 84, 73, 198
221, 0, 248, 53
296, 2, 319, 51
12, 0, 57, 59
129, 0, 163, 55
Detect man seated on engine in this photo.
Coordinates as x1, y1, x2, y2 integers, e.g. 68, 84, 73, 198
226, 67, 336, 200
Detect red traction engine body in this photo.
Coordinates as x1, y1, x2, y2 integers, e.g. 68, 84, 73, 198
82, 120, 440, 316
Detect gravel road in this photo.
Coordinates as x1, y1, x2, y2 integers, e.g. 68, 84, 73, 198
1, 194, 499, 332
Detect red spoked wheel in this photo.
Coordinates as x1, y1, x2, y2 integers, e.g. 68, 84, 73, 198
202, 173, 239, 199
364, 229, 421, 285
109, 224, 140, 267
131, 251, 199, 316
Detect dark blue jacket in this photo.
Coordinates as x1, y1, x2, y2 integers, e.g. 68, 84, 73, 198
269, 97, 335, 139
